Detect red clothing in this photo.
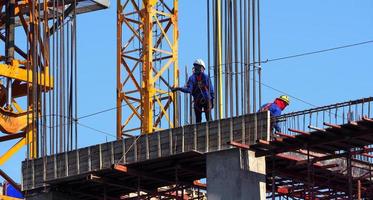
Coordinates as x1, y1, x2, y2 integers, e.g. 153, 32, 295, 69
274, 99, 287, 110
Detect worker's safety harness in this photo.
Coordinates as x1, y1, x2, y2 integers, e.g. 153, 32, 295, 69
192, 74, 211, 110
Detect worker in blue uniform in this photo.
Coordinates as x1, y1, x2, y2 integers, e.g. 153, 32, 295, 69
172, 59, 214, 123
260, 95, 290, 133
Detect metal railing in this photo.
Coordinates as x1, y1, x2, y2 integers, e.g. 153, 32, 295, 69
275, 97, 373, 164
276, 97, 373, 135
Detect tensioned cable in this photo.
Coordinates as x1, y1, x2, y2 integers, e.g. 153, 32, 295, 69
258, 80, 317, 108
72, 80, 316, 122
206, 39, 373, 68
76, 39, 373, 121
78, 106, 123, 120
76, 122, 117, 138
59, 39, 373, 139
262, 39, 373, 64
40, 119, 117, 138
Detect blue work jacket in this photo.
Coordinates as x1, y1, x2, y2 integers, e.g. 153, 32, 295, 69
179, 73, 214, 106
260, 103, 282, 132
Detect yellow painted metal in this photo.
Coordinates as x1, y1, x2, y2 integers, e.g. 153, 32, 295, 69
0, 91, 37, 164
116, 0, 123, 139
0, 195, 23, 200
0, 138, 26, 165
0, 130, 33, 165
172, 0, 179, 126
217, 0, 223, 119
0, 60, 53, 89
118, 0, 179, 135
0, 108, 28, 134
142, 0, 156, 134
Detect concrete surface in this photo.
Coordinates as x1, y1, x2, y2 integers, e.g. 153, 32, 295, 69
207, 148, 266, 200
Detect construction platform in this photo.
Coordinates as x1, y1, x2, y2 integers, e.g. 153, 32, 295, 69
250, 97, 373, 199
21, 97, 373, 199
22, 112, 270, 199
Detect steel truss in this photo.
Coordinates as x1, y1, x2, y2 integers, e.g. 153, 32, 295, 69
117, 0, 179, 136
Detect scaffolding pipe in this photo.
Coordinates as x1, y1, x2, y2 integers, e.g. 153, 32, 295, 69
0, 169, 21, 193
217, 0, 223, 119
5, 0, 15, 108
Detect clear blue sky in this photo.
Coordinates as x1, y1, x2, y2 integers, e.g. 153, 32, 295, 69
2, 0, 373, 183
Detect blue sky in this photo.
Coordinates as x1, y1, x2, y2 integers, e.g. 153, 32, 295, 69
2, 0, 373, 183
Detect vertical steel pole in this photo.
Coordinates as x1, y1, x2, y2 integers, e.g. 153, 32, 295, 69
233, 0, 239, 117
217, 0, 223, 119
252, 0, 256, 112
5, 0, 15, 108
243, 0, 247, 114
357, 179, 361, 200
173, 0, 180, 128
184, 66, 188, 125
142, 1, 155, 133
257, 0, 262, 107
30, 0, 39, 158
271, 154, 276, 200
307, 146, 311, 199
116, 0, 123, 139
347, 149, 353, 199
239, 0, 243, 115
224, 0, 228, 118
247, 0, 251, 113
228, 0, 234, 117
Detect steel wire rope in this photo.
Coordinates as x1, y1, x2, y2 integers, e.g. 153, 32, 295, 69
63, 36, 373, 128
261, 40, 373, 64
204, 39, 373, 69
42, 39, 373, 160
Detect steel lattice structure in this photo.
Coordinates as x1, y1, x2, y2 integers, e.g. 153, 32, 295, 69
0, 0, 55, 164
0, 0, 107, 198
117, 0, 179, 135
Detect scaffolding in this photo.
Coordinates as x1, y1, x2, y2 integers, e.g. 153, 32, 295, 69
249, 97, 373, 199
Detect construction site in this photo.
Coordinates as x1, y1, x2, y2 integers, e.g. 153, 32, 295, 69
0, 0, 372, 199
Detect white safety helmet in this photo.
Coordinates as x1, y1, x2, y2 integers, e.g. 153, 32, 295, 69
193, 59, 206, 70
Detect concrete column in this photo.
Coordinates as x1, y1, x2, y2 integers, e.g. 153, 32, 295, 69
207, 148, 266, 200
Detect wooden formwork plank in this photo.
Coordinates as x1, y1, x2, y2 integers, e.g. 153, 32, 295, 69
22, 111, 269, 191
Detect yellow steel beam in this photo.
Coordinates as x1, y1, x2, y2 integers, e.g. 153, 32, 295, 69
172, 0, 179, 127
0, 195, 23, 200
119, 0, 179, 135
0, 60, 53, 89
141, 0, 155, 134
153, 58, 173, 83
155, 95, 173, 128
11, 100, 23, 114
122, 105, 140, 129
122, 93, 141, 119
153, 16, 173, 49
117, 0, 123, 139
0, 130, 33, 165
0, 128, 36, 166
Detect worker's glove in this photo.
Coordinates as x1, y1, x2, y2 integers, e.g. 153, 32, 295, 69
171, 87, 180, 92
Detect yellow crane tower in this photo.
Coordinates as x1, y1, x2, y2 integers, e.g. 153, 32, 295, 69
0, 0, 108, 198
116, 0, 226, 136
117, 0, 180, 135
0, 0, 53, 165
